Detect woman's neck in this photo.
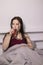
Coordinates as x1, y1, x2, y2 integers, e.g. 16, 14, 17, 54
15, 32, 23, 40
12, 31, 23, 40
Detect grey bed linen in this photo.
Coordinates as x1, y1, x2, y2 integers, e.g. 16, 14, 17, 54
0, 43, 43, 65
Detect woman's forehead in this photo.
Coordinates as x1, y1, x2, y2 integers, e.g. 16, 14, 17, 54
13, 19, 19, 24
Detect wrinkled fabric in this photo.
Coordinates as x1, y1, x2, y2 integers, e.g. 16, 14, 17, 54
0, 44, 43, 65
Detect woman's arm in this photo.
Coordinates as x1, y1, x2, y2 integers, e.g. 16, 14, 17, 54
2, 29, 15, 51
24, 34, 33, 49
2, 33, 12, 51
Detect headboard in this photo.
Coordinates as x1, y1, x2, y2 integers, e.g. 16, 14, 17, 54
0, 31, 43, 49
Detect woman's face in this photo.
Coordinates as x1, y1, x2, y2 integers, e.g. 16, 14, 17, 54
11, 19, 21, 32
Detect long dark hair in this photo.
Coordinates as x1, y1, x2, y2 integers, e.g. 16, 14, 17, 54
11, 16, 27, 43
11, 16, 25, 36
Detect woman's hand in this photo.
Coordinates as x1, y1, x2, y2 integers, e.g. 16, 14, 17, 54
9, 28, 17, 37
9, 28, 14, 35
24, 34, 33, 49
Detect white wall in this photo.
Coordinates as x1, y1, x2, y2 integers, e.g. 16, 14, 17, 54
0, 0, 43, 33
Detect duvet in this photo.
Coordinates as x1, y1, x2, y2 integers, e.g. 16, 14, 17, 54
0, 43, 43, 65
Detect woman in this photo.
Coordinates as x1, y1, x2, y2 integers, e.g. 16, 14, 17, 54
2, 16, 33, 51
0, 16, 43, 65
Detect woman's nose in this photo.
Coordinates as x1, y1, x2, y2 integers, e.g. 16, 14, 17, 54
14, 25, 16, 29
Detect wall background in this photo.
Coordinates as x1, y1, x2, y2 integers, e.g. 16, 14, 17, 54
0, 0, 43, 33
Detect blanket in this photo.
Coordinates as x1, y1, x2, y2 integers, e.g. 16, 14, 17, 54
0, 43, 43, 65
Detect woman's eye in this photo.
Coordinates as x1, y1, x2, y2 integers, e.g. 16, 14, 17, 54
16, 23, 19, 25
12, 23, 19, 25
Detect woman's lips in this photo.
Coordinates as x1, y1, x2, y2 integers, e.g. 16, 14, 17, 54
13, 29, 17, 35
